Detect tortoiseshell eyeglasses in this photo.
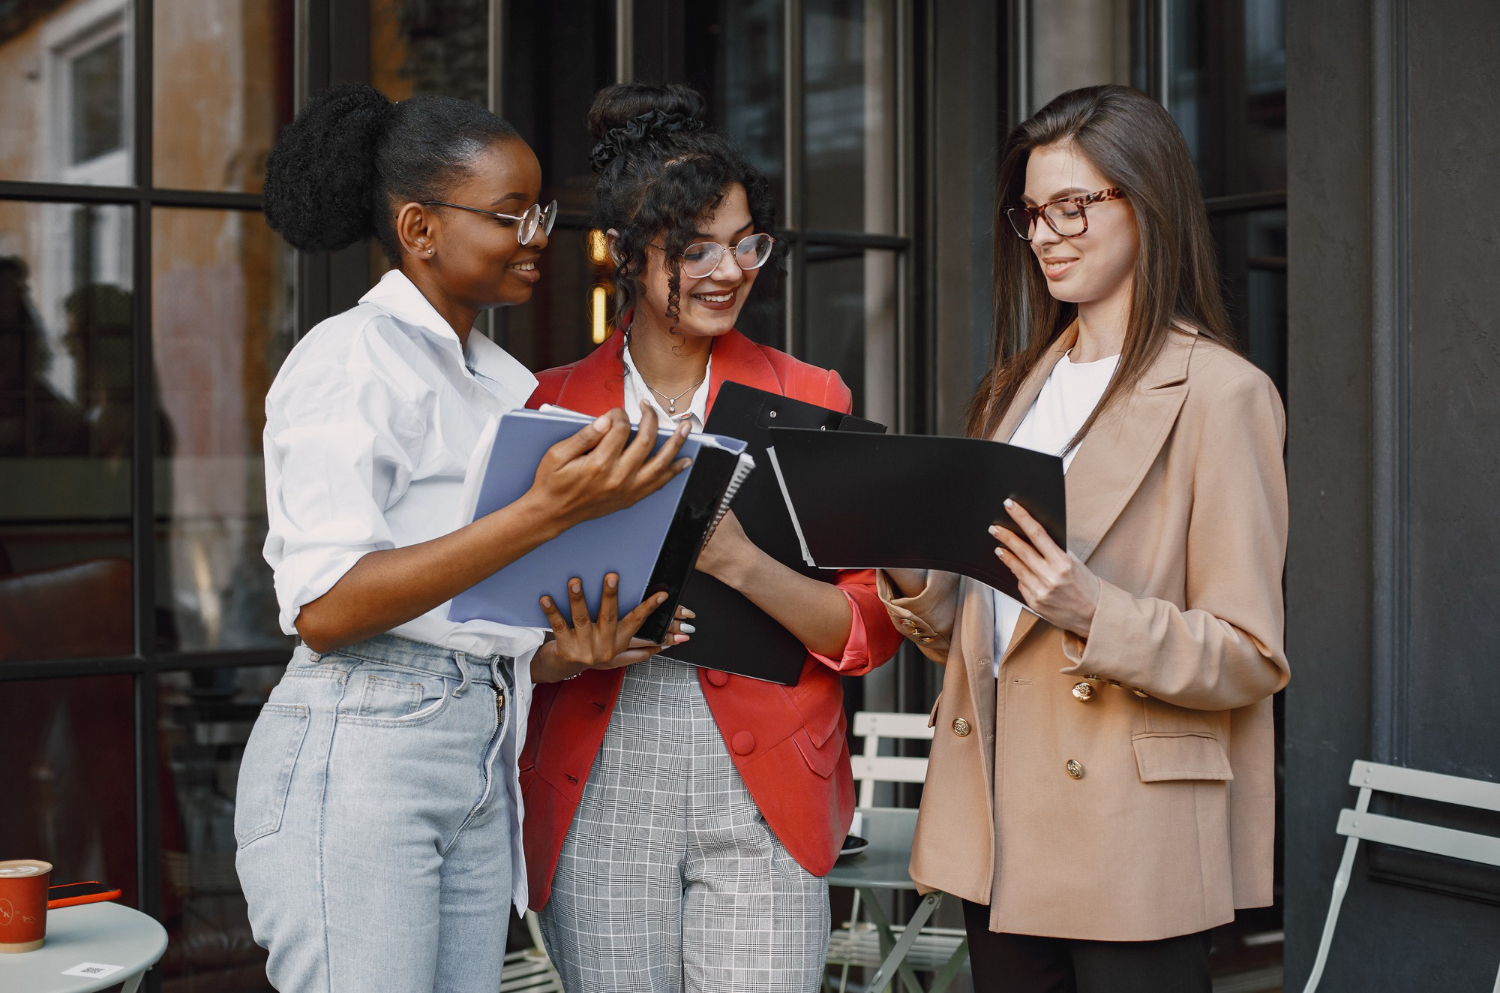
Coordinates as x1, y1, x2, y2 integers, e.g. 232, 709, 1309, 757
1005, 188, 1127, 240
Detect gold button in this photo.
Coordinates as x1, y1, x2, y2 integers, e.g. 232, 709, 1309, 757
1071, 682, 1094, 702
1131, 688, 1150, 698
951, 717, 971, 737
1066, 759, 1084, 780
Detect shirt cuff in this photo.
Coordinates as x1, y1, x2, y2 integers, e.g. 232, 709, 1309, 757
273, 546, 374, 634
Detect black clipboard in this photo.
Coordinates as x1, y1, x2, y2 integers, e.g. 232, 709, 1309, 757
659, 382, 885, 684
765, 428, 1066, 603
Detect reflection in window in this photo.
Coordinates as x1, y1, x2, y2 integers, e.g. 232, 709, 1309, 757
372, 0, 490, 107
802, 247, 897, 424
70, 35, 124, 165
686, 0, 786, 222
0, 676, 138, 906
156, 665, 284, 991
0, 201, 137, 661
153, 0, 295, 193
152, 208, 295, 653
1026, 0, 1132, 116
803, 0, 898, 234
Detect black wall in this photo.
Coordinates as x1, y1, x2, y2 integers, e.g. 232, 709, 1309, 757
1284, 0, 1500, 988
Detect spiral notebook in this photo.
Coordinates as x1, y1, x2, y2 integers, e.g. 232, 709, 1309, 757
447, 406, 754, 643
659, 382, 886, 685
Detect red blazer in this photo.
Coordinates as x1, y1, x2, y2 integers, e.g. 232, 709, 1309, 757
520, 330, 903, 910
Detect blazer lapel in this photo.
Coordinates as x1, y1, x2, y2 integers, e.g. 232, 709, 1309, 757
552, 333, 629, 416
998, 326, 1197, 662
1063, 329, 1196, 564
704, 330, 785, 411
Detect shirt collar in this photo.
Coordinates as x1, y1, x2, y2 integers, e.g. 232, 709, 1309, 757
621, 341, 710, 430
360, 268, 537, 407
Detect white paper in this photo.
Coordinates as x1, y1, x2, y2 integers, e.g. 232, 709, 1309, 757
62, 963, 125, 978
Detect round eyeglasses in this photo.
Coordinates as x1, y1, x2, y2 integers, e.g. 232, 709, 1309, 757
1005, 188, 1127, 241
419, 199, 559, 246
657, 233, 777, 279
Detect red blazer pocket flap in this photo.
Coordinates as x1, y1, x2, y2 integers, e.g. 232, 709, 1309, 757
792, 726, 844, 779
1131, 732, 1235, 783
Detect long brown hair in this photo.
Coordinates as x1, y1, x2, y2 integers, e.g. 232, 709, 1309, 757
966, 85, 1235, 443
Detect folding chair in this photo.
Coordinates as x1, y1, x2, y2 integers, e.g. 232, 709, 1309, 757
501, 910, 563, 992
1302, 759, 1500, 993
825, 711, 968, 993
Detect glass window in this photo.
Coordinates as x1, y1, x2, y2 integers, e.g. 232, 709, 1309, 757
801, 246, 897, 424
371, 0, 490, 106
803, 0, 898, 234
0, 676, 138, 905
0, 201, 135, 661
685, 0, 787, 223
502, 1, 616, 217
1212, 207, 1287, 392
152, 208, 295, 653
0, 5, 133, 185
153, 0, 295, 193
1026, 0, 1132, 116
1169, 0, 1286, 198
156, 664, 284, 990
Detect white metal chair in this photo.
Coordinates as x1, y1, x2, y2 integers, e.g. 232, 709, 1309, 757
824, 711, 968, 993
1302, 759, 1500, 993
500, 910, 563, 992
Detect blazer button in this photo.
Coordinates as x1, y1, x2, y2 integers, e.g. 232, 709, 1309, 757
1066, 759, 1084, 780
951, 717, 971, 737
1071, 682, 1095, 702
705, 669, 729, 687
731, 731, 756, 755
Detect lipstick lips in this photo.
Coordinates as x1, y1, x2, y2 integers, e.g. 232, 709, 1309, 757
1041, 257, 1079, 280
691, 287, 738, 311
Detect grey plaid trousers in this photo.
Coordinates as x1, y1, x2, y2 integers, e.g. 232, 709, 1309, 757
536, 657, 830, 992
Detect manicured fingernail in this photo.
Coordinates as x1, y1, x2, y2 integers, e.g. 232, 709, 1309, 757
675, 634, 691, 643
679, 623, 696, 634
540, 597, 553, 609
1004, 498, 1016, 508
606, 575, 618, 590
593, 413, 611, 431
658, 593, 669, 604
571, 581, 582, 593
995, 548, 1006, 557
682, 608, 697, 619
989, 525, 1001, 536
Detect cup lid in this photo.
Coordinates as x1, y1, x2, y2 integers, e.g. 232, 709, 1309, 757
0, 860, 53, 877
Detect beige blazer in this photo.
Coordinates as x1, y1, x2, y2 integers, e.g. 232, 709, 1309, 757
881, 325, 1288, 942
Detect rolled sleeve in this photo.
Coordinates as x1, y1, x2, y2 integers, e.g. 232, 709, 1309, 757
262, 358, 423, 635
808, 570, 904, 675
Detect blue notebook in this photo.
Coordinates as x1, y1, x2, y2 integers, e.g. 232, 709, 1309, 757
447, 407, 754, 642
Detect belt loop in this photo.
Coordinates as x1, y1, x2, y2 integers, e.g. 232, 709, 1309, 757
454, 651, 472, 697
489, 655, 503, 696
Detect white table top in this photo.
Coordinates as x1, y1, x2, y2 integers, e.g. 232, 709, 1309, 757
0, 902, 168, 993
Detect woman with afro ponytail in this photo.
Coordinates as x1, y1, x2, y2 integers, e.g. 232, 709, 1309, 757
518, 82, 904, 991
237, 82, 694, 993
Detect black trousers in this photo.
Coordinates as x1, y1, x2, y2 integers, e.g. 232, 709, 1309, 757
962, 900, 1212, 993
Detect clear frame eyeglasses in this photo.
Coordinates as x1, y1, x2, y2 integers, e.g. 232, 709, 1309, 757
1005, 188, 1127, 241
657, 233, 777, 279
419, 199, 559, 246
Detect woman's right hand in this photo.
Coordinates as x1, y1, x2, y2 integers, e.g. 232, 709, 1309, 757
530, 572, 694, 683
531, 404, 691, 529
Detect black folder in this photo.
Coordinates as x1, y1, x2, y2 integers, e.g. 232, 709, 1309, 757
659, 382, 886, 685
764, 428, 1066, 603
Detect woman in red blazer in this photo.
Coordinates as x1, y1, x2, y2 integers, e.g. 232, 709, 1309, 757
520, 83, 902, 992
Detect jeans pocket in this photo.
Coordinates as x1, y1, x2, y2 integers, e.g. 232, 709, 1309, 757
235, 703, 310, 847
340, 664, 450, 727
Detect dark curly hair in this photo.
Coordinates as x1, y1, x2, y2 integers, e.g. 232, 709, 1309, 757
262, 83, 521, 264
588, 83, 778, 335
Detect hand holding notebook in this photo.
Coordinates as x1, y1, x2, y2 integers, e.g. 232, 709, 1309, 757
447, 406, 754, 642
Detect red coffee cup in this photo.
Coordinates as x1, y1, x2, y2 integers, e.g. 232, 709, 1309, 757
0, 859, 52, 953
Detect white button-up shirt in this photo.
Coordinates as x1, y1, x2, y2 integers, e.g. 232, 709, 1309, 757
620, 338, 710, 432
262, 268, 541, 911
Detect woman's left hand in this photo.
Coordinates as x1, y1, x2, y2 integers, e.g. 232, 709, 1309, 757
991, 498, 1101, 638
695, 509, 758, 585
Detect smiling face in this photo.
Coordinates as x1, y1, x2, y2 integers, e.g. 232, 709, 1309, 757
636, 182, 760, 340
1022, 141, 1138, 312
422, 137, 548, 309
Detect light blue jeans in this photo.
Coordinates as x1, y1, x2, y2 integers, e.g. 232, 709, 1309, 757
235, 635, 514, 993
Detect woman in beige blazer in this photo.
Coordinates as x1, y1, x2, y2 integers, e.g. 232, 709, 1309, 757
882, 85, 1288, 992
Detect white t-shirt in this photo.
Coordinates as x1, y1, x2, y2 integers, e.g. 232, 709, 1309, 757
992, 350, 1120, 672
